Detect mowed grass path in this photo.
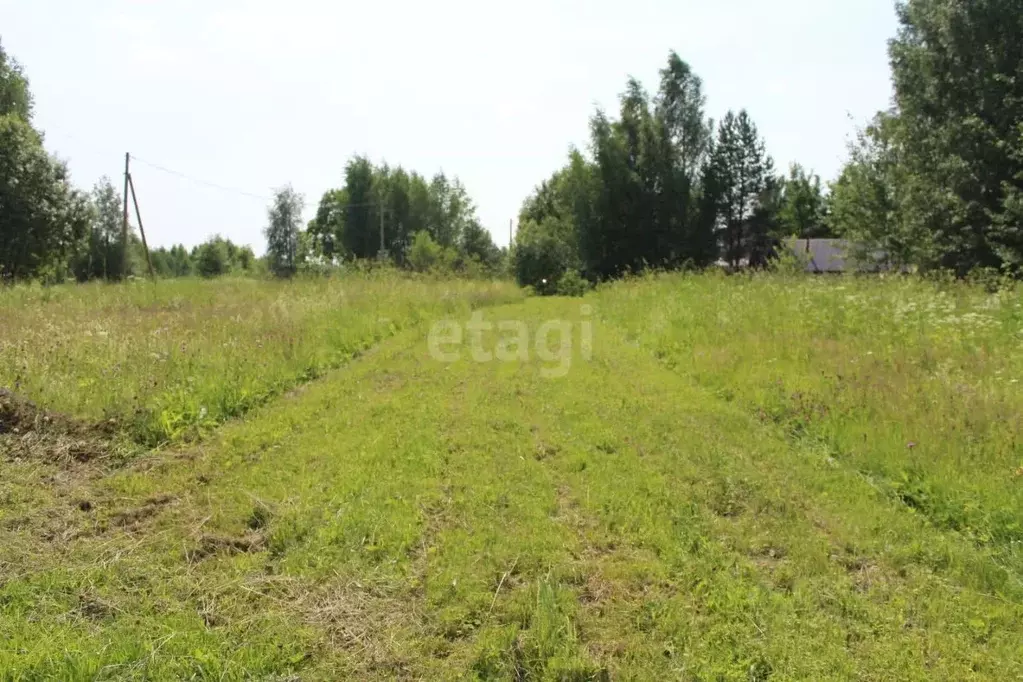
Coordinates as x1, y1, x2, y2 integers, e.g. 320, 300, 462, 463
2, 294, 1022, 679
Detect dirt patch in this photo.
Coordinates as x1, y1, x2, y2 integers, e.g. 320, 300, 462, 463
187, 532, 266, 562
77, 592, 117, 621
111, 494, 177, 528
0, 389, 115, 465
831, 552, 890, 593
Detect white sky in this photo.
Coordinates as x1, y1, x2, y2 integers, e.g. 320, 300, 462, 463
1, 0, 898, 252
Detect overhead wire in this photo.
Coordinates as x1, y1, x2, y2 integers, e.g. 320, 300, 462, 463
129, 154, 387, 209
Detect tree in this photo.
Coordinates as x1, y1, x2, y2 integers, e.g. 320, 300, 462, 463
0, 115, 90, 282
265, 186, 304, 278
586, 109, 636, 278
656, 52, 713, 183
307, 189, 345, 261
150, 244, 194, 277
74, 177, 131, 281
428, 174, 476, 249
0, 42, 90, 283
313, 157, 487, 268
520, 151, 593, 278
195, 237, 230, 278
340, 156, 377, 259
168, 244, 194, 276
745, 176, 784, 268
778, 164, 828, 238
408, 230, 442, 272
653, 52, 714, 265
829, 112, 926, 269
0, 39, 32, 121
706, 110, 774, 267
460, 220, 501, 270
513, 217, 578, 295
888, 0, 1023, 273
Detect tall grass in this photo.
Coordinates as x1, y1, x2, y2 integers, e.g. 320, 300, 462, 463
596, 272, 1023, 574
0, 273, 523, 445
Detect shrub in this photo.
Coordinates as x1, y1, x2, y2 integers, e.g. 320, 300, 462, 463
409, 231, 442, 272
556, 270, 589, 297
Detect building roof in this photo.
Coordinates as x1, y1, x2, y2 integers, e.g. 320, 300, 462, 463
787, 238, 888, 273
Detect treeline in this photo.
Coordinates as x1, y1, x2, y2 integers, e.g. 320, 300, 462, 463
0, 40, 259, 283
302, 157, 503, 275
6, 0, 1020, 286
515, 0, 1023, 292
0, 36, 504, 284
512, 52, 829, 292
71, 176, 257, 280
1, 39, 91, 283
150, 238, 257, 278
829, 0, 1023, 275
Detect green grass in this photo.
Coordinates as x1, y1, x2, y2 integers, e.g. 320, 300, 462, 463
595, 273, 1023, 578
0, 273, 523, 446
1, 273, 1022, 680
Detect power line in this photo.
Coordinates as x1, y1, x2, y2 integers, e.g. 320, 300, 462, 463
128, 154, 391, 210
129, 155, 272, 202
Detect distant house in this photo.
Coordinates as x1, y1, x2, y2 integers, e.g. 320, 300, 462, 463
786, 238, 896, 273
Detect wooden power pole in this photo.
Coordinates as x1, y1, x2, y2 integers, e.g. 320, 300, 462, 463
122, 153, 157, 280
122, 153, 130, 278
128, 173, 156, 280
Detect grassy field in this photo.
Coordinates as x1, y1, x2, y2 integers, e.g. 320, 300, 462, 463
0, 274, 523, 447
1, 273, 1022, 680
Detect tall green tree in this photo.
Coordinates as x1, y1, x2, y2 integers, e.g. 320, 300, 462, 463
745, 176, 784, 268
340, 156, 378, 259
265, 186, 304, 278
778, 164, 828, 238
656, 52, 713, 183
460, 220, 501, 270
888, 0, 1023, 273
0, 115, 90, 282
194, 237, 231, 278
307, 188, 345, 261
73, 177, 132, 281
706, 110, 774, 267
0, 39, 32, 121
513, 215, 579, 294
313, 157, 486, 266
829, 112, 926, 269
150, 244, 194, 277
517, 150, 595, 285
0, 42, 89, 282
653, 52, 714, 265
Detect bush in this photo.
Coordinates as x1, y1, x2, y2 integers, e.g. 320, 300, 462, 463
513, 219, 577, 295
195, 240, 230, 278
556, 270, 589, 297
409, 231, 442, 272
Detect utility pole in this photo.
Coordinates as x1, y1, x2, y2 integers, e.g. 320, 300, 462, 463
121, 153, 156, 280
122, 152, 130, 279
380, 205, 385, 256
509, 218, 514, 248
127, 173, 156, 280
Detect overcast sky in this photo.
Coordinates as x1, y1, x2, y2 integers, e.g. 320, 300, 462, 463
1, 0, 899, 253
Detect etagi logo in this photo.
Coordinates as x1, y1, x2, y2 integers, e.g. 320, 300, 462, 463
428, 306, 594, 379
